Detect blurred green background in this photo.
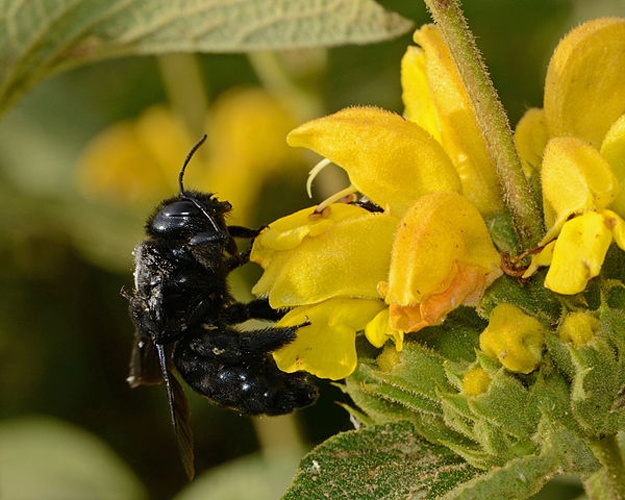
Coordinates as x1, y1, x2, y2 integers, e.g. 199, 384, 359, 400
2, 1, 625, 498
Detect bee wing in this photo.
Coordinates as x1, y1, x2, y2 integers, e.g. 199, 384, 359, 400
155, 343, 195, 480
127, 332, 163, 387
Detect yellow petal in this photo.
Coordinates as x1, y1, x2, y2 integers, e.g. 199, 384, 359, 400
251, 203, 366, 259
364, 308, 404, 350
601, 113, 625, 217
522, 240, 555, 279
479, 304, 545, 374
411, 25, 503, 214
207, 88, 298, 172
541, 137, 618, 240
77, 107, 190, 204
603, 209, 625, 250
274, 298, 386, 380
401, 45, 441, 143
252, 206, 398, 308
514, 108, 549, 178
544, 18, 625, 147
382, 192, 501, 332
544, 212, 613, 294
287, 106, 461, 217
135, 107, 195, 182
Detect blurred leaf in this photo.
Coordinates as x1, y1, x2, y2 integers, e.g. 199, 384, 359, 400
174, 451, 303, 500
0, 416, 146, 500
0, 0, 413, 114
283, 421, 479, 499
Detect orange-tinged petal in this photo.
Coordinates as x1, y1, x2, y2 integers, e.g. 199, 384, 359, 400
544, 212, 613, 294
252, 207, 398, 308
514, 108, 548, 178
412, 25, 503, 214
274, 298, 386, 380
287, 106, 461, 217
541, 137, 618, 239
544, 18, 625, 147
382, 192, 501, 332
601, 113, 625, 217
387, 262, 490, 333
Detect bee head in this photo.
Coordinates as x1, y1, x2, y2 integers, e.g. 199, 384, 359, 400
146, 135, 231, 244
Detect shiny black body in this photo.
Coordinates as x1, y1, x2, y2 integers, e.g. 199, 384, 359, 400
126, 136, 317, 479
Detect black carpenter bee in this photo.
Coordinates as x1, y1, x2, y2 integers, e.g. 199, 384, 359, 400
125, 135, 318, 479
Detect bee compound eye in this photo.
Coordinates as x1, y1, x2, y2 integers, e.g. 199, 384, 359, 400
151, 200, 200, 233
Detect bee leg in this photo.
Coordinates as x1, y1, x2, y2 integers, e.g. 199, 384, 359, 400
226, 225, 266, 269
224, 299, 285, 323
227, 225, 263, 239
237, 323, 309, 357
192, 323, 307, 360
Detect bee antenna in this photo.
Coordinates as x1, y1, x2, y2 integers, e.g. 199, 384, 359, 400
178, 134, 208, 194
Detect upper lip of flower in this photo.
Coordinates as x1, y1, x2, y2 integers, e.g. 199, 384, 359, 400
286, 105, 462, 218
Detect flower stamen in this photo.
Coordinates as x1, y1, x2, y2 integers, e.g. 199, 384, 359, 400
313, 185, 359, 214
306, 157, 333, 198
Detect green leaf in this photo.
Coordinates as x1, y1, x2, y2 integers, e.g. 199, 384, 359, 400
570, 337, 623, 436
0, 416, 146, 500
345, 356, 471, 446
174, 451, 303, 500
0, 0, 413, 114
444, 452, 557, 499
282, 421, 480, 500
344, 364, 417, 423
445, 418, 598, 499
418, 307, 483, 362
468, 369, 536, 440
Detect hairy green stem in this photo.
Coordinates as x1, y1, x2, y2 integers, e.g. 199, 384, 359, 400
422, 0, 543, 249
586, 435, 625, 499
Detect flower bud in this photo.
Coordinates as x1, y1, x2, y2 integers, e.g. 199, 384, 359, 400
479, 304, 545, 374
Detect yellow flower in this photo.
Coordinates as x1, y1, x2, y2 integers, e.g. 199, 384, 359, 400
379, 191, 502, 333
77, 88, 301, 225
252, 27, 505, 378
479, 304, 545, 374
516, 18, 625, 294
